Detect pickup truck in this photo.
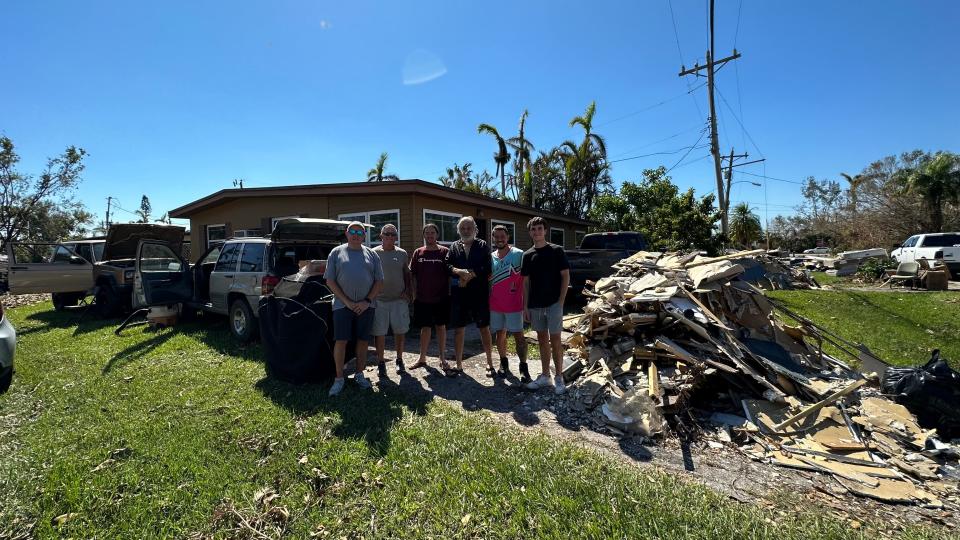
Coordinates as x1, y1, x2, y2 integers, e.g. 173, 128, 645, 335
891, 232, 960, 278
566, 231, 647, 293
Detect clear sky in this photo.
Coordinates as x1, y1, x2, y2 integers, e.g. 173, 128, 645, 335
2, 1, 958, 228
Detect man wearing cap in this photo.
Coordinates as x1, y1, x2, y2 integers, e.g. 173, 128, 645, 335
323, 221, 384, 396
372, 223, 411, 377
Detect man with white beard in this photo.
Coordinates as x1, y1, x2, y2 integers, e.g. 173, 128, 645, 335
444, 216, 494, 376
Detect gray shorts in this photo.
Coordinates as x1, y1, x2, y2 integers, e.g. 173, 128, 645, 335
529, 302, 563, 334
372, 298, 410, 336
333, 307, 375, 342
490, 310, 523, 333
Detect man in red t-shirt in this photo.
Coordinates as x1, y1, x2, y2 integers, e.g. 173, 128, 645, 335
409, 223, 451, 372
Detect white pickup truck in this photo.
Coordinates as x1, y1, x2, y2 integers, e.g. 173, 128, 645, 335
891, 232, 960, 278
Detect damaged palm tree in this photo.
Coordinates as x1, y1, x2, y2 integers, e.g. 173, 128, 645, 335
559, 249, 959, 507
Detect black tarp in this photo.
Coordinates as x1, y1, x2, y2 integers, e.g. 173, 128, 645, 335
258, 278, 338, 384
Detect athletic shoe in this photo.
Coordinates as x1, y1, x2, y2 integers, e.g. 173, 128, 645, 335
328, 378, 345, 396
525, 374, 551, 390
355, 373, 373, 389
497, 357, 510, 377
377, 362, 388, 377
396, 358, 406, 373
554, 375, 567, 395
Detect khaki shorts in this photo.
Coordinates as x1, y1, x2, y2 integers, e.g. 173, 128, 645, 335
372, 298, 411, 336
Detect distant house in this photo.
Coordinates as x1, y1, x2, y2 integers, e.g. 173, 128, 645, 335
169, 179, 594, 261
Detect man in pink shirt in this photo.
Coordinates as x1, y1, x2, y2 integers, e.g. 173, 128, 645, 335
489, 225, 530, 382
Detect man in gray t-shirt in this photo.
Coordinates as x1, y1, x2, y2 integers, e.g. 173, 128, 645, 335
371, 224, 411, 377
323, 221, 384, 396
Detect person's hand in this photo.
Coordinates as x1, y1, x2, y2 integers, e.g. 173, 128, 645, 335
354, 300, 370, 315
345, 300, 356, 312
523, 309, 531, 323
404, 291, 413, 304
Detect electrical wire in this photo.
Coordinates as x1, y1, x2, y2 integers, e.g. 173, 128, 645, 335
609, 123, 707, 158
597, 82, 706, 127
714, 83, 765, 158
609, 144, 710, 164
667, 0, 706, 123
666, 127, 710, 173
739, 170, 806, 185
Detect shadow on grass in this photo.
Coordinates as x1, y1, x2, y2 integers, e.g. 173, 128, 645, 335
102, 328, 177, 373
20, 307, 118, 337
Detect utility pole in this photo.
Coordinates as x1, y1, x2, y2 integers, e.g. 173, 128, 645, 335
105, 196, 113, 229
678, 0, 740, 237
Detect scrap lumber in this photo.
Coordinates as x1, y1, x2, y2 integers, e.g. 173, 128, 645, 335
772, 379, 867, 432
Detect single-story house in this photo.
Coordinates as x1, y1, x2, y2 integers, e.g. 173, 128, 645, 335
169, 179, 595, 261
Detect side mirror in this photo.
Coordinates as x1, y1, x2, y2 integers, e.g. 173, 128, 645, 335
69, 255, 87, 265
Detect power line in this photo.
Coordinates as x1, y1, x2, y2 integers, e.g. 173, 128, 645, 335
666, 127, 710, 173
609, 144, 710, 164
739, 170, 806, 185
667, 0, 707, 123
597, 82, 706, 127
714, 83, 764, 158
609, 123, 707, 158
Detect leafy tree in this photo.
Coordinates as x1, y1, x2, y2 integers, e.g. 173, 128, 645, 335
477, 123, 511, 198
507, 110, 535, 205
137, 195, 152, 223
588, 167, 721, 253
158, 212, 172, 225
896, 151, 960, 232
729, 203, 763, 248
559, 101, 611, 215
438, 163, 497, 197
840, 172, 866, 215
0, 136, 92, 247
367, 152, 399, 182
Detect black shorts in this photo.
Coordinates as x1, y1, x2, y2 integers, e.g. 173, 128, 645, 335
413, 299, 450, 328
449, 289, 490, 329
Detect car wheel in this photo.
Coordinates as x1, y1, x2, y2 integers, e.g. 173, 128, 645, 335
229, 298, 257, 343
51, 293, 80, 312
0, 368, 11, 393
94, 286, 121, 318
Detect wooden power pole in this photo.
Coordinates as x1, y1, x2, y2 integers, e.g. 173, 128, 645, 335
678, 0, 740, 237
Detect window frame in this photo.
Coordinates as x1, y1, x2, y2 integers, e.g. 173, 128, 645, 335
206, 223, 226, 249
550, 227, 565, 247
237, 242, 267, 273
490, 219, 516, 245
574, 230, 587, 248
213, 242, 241, 273
422, 208, 463, 246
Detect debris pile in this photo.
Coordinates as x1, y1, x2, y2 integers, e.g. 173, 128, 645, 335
562, 249, 959, 506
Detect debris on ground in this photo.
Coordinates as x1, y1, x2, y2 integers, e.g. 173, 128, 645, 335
0, 293, 50, 309
563, 249, 959, 508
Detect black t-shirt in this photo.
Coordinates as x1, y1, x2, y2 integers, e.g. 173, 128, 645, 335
521, 243, 570, 309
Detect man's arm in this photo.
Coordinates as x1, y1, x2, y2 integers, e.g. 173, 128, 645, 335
445, 243, 471, 279
558, 269, 570, 306
366, 280, 383, 304
325, 280, 354, 311
402, 262, 413, 301
522, 275, 530, 322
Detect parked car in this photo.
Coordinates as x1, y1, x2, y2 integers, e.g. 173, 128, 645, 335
2, 239, 101, 310
566, 231, 647, 293
891, 232, 960, 278
134, 218, 347, 342
0, 301, 17, 392
802, 247, 831, 255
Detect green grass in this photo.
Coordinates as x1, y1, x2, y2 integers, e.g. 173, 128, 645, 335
768, 289, 960, 367
0, 302, 952, 539
810, 271, 846, 286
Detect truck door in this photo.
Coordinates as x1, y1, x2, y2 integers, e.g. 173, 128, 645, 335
5, 242, 94, 294
134, 241, 193, 307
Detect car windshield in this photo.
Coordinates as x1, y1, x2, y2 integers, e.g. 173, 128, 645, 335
920, 234, 960, 247
92, 242, 105, 261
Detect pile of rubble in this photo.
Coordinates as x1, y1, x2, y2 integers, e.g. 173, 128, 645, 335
560, 249, 959, 507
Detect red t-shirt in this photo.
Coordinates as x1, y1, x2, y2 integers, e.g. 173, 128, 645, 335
410, 245, 450, 303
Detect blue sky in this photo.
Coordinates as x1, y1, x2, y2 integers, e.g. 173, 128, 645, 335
2, 1, 958, 228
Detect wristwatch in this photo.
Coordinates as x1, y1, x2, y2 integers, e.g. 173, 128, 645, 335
363, 297, 373, 304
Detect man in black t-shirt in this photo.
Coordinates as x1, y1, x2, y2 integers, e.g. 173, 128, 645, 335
520, 216, 570, 394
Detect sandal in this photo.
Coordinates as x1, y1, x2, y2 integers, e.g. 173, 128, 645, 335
409, 359, 428, 370
485, 366, 496, 378
439, 360, 454, 376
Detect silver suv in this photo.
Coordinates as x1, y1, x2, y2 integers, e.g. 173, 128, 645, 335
134, 218, 348, 342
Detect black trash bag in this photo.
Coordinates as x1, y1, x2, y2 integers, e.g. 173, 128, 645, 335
258, 278, 337, 384
881, 349, 960, 439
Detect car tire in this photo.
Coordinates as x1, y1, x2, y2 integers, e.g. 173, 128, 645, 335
229, 298, 257, 343
94, 286, 121, 318
51, 293, 80, 312
0, 368, 11, 393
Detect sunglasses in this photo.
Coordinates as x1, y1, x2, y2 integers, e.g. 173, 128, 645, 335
381, 232, 397, 237
347, 229, 366, 237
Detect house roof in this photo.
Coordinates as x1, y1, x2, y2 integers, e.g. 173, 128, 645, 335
168, 179, 595, 226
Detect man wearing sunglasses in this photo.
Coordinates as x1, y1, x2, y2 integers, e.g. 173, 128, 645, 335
323, 221, 384, 396
371, 223, 411, 378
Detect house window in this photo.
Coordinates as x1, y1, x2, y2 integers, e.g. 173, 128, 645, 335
550, 227, 565, 247
490, 219, 515, 244
337, 209, 400, 246
423, 209, 462, 245
575, 230, 586, 247
271, 216, 300, 231
233, 229, 262, 238
206, 224, 226, 249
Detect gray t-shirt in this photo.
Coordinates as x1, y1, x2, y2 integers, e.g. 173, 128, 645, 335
324, 244, 384, 310
373, 245, 408, 302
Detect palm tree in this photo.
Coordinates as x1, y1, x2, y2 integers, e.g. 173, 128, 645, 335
507, 110, 535, 205
840, 172, 867, 215
560, 101, 610, 214
897, 152, 960, 232
439, 162, 474, 189
367, 152, 400, 182
729, 203, 763, 248
477, 124, 511, 197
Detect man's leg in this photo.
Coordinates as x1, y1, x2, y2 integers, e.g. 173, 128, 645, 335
333, 340, 347, 378
355, 340, 369, 371
513, 331, 530, 382
550, 333, 564, 373
454, 327, 466, 370
436, 324, 447, 364
496, 329, 507, 359
394, 333, 405, 365
417, 326, 431, 365
375, 335, 387, 374
537, 331, 552, 376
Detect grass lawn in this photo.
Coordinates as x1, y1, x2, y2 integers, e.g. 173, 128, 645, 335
810, 271, 846, 286
0, 302, 952, 539
768, 289, 960, 367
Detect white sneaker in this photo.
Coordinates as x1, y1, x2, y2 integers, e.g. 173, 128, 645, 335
525, 374, 551, 390
554, 376, 567, 395
328, 378, 345, 396
354, 373, 372, 390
